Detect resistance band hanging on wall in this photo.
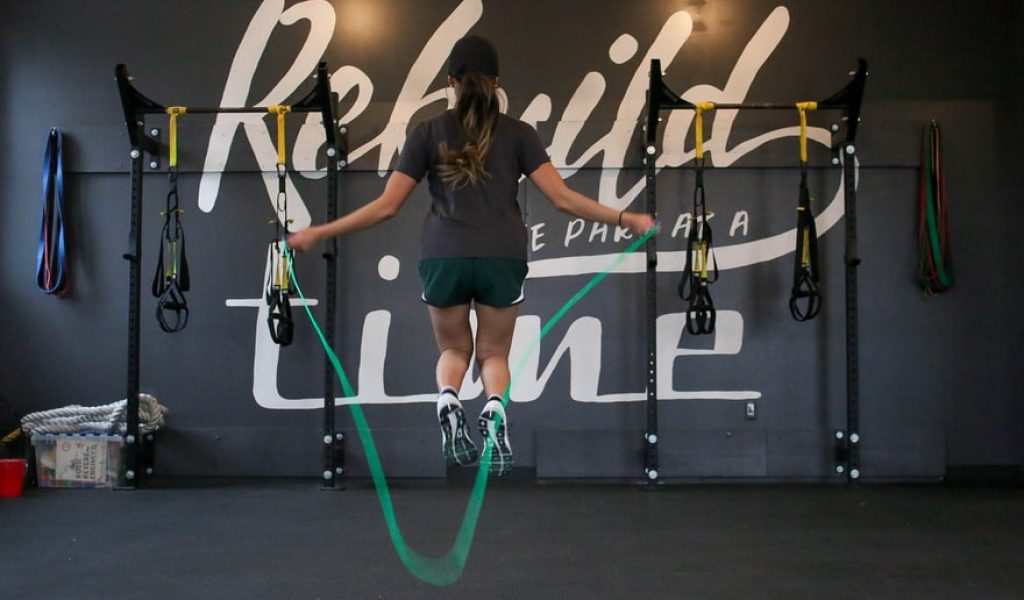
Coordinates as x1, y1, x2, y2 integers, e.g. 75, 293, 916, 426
916, 120, 953, 296
678, 102, 718, 335
266, 105, 294, 346
789, 101, 822, 321
152, 107, 190, 333
37, 127, 70, 296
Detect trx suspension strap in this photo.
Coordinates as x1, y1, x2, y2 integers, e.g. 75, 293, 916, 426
37, 127, 70, 296
789, 101, 822, 321
916, 120, 953, 295
152, 107, 190, 333
678, 102, 718, 335
266, 105, 294, 346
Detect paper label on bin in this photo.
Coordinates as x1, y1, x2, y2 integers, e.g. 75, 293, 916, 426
56, 439, 107, 483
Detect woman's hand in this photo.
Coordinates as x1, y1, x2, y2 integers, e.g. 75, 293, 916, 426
285, 171, 417, 253
621, 212, 658, 236
286, 226, 321, 253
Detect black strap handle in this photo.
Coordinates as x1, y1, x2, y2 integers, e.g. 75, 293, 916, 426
265, 240, 294, 346
789, 171, 821, 321
678, 176, 718, 335
152, 172, 190, 332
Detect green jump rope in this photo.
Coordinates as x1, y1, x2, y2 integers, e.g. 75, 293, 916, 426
286, 226, 656, 585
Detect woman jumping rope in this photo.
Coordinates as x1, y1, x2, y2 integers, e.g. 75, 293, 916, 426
288, 35, 656, 476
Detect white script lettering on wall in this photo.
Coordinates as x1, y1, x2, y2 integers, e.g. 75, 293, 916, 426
212, 1, 855, 409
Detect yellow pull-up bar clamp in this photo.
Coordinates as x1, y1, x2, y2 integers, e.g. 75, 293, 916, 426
268, 105, 292, 166
165, 106, 188, 168
796, 101, 817, 164
694, 102, 716, 161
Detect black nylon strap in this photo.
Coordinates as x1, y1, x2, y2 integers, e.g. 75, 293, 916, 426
265, 163, 294, 346
155, 277, 189, 333
266, 284, 294, 346
789, 168, 821, 321
678, 161, 718, 335
152, 171, 190, 333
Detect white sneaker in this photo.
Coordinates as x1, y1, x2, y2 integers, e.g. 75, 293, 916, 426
478, 397, 513, 477
437, 390, 478, 466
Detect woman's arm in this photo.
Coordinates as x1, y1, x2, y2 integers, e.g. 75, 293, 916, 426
528, 162, 656, 234
287, 171, 418, 251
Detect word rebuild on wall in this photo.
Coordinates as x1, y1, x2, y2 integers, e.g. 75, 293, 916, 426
209, 0, 853, 409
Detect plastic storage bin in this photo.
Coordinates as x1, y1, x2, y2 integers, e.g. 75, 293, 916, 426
31, 433, 125, 488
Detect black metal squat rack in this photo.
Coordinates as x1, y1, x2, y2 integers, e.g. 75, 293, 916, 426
642, 58, 868, 485
115, 62, 346, 489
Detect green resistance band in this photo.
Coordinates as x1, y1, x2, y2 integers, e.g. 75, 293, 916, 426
286, 227, 656, 586
921, 126, 952, 290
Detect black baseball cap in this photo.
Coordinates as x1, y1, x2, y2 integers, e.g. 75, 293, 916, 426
447, 35, 499, 79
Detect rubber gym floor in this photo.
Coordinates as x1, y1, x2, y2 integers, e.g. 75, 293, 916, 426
2, 478, 1022, 599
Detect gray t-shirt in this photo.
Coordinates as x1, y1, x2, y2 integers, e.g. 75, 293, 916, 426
395, 110, 550, 260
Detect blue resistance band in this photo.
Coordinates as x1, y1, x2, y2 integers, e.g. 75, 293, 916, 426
37, 127, 69, 295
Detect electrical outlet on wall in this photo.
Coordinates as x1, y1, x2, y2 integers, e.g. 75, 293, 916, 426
745, 401, 757, 420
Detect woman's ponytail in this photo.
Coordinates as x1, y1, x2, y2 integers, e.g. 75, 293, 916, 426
438, 68, 499, 189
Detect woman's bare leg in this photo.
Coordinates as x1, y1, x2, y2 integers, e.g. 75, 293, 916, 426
473, 304, 518, 398
427, 304, 473, 392
474, 303, 518, 476
427, 304, 478, 466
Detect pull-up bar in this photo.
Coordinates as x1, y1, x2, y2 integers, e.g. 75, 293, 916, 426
641, 58, 868, 487
154, 106, 315, 114
115, 63, 338, 149
645, 58, 867, 149
114, 62, 345, 489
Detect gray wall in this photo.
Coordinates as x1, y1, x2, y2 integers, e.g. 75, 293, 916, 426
1, 0, 1021, 481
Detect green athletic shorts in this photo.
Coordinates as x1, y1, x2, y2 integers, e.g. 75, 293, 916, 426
418, 257, 528, 308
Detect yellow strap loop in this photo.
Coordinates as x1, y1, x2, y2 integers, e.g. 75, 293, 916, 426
268, 105, 291, 166
274, 247, 290, 291
165, 106, 187, 168
796, 101, 817, 164
282, 260, 290, 291
694, 102, 715, 160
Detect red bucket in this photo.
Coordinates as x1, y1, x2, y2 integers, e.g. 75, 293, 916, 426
0, 459, 27, 498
